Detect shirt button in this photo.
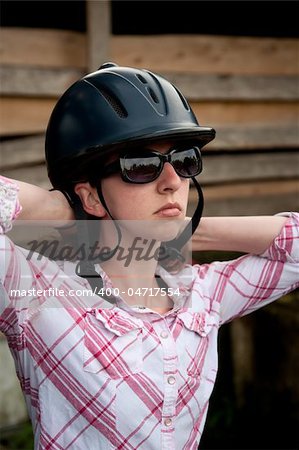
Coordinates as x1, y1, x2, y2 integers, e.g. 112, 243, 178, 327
164, 418, 172, 427
160, 331, 168, 339
167, 376, 176, 385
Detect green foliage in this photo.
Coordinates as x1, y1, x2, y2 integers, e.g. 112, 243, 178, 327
0, 421, 34, 450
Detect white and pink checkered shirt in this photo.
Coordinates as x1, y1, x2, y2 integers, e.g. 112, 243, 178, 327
1, 177, 299, 450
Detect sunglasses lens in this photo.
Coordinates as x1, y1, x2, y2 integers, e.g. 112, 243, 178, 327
120, 147, 202, 183
122, 155, 161, 183
172, 148, 201, 177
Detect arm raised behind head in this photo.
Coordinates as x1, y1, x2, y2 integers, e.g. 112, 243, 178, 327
0, 175, 74, 226
192, 215, 290, 255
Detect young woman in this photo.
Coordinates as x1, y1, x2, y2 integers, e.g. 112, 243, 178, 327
1, 63, 298, 450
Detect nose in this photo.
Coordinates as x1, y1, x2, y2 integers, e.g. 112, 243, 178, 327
157, 161, 182, 193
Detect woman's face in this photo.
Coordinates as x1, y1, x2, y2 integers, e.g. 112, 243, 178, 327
100, 142, 190, 223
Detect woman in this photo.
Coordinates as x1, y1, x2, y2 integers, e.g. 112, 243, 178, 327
1, 63, 298, 450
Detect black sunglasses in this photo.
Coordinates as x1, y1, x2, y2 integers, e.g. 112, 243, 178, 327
102, 146, 203, 184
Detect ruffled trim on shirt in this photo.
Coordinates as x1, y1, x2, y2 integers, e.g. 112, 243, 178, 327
0, 176, 22, 234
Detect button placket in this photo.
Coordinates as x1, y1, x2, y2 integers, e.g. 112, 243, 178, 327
152, 320, 177, 447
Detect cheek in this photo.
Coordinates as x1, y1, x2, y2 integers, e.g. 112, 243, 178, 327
101, 178, 149, 218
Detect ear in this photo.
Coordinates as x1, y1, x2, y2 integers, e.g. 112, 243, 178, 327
74, 182, 107, 218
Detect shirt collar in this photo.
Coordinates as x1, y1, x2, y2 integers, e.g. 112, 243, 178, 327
95, 264, 195, 316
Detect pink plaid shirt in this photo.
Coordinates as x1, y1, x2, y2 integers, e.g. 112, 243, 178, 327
1, 177, 299, 450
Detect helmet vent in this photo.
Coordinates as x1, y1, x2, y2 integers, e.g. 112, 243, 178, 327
136, 74, 148, 84
147, 87, 159, 104
174, 86, 190, 111
100, 88, 128, 118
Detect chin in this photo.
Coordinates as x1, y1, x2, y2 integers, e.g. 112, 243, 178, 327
147, 218, 184, 242
117, 218, 183, 243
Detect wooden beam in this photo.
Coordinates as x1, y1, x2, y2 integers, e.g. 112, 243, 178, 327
1, 66, 298, 101
0, 28, 87, 68
190, 102, 299, 127
1, 164, 51, 189
190, 179, 299, 201
86, 0, 111, 72
0, 98, 56, 136
111, 35, 299, 75
200, 191, 299, 220
162, 73, 299, 101
0, 67, 85, 97
0, 135, 45, 169
188, 180, 299, 216
1, 28, 298, 76
199, 152, 299, 184
207, 125, 299, 150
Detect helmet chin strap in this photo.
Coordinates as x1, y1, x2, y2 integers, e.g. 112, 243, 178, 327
156, 177, 203, 268
72, 186, 121, 304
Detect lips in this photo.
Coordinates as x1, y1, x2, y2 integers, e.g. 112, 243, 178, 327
155, 202, 182, 217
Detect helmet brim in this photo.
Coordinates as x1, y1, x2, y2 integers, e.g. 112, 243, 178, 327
87, 126, 216, 160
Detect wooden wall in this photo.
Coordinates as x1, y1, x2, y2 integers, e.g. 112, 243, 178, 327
0, 0, 298, 215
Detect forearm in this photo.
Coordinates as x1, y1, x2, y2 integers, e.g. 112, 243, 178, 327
192, 216, 288, 254
7, 178, 74, 222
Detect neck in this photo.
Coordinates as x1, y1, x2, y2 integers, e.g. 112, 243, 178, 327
100, 239, 172, 311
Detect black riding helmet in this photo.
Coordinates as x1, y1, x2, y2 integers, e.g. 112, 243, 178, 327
45, 62, 215, 190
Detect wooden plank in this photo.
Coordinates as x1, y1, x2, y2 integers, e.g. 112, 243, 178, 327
0, 98, 56, 136
190, 179, 299, 201
1, 96, 298, 138
0, 66, 85, 97
190, 102, 299, 126
162, 73, 299, 101
1, 164, 51, 189
188, 180, 299, 216
0, 28, 87, 68
0, 135, 45, 169
86, 0, 111, 72
111, 35, 299, 75
1, 67, 298, 101
1, 28, 298, 76
199, 152, 299, 184
207, 125, 299, 150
